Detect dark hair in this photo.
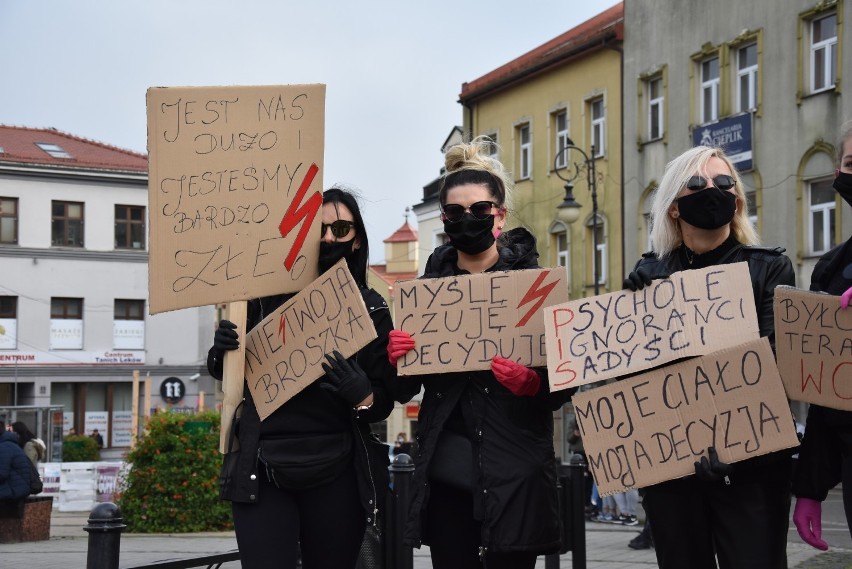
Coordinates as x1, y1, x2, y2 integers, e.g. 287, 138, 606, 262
440, 169, 506, 207
322, 186, 369, 287
11, 421, 34, 447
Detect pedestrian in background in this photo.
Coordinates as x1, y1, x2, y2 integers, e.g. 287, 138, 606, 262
0, 421, 32, 501
792, 123, 852, 551
11, 421, 45, 466
390, 137, 572, 569
623, 145, 796, 569
208, 186, 397, 569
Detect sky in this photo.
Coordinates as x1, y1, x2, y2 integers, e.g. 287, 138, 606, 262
1, 0, 621, 263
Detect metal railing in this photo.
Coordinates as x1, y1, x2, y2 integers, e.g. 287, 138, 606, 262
85, 453, 586, 569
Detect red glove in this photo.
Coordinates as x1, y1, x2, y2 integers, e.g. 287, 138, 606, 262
388, 330, 416, 367
841, 287, 852, 310
793, 497, 829, 551
491, 356, 540, 397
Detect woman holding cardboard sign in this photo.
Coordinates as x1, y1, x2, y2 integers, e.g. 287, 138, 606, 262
390, 138, 572, 569
207, 187, 397, 569
792, 124, 852, 551
623, 145, 795, 569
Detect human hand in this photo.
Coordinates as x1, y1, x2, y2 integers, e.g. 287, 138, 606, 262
320, 350, 372, 407
212, 320, 240, 358
623, 267, 670, 291
793, 497, 829, 550
693, 447, 733, 482
491, 356, 540, 397
840, 287, 852, 310
388, 330, 416, 367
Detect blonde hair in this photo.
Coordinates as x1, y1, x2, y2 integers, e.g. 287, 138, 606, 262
650, 145, 759, 257
440, 136, 514, 210
838, 120, 852, 165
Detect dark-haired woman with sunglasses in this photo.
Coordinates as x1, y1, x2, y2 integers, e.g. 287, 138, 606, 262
207, 186, 397, 569
389, 137, 571, 569
623, 146, 795, 569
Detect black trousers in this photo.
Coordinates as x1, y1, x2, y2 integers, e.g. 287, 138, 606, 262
425, 479, 537, 569
232, 461, 366, 569
644, 473, 790, 569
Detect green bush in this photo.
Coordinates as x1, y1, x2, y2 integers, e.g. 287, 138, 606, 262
62, 435, 100, 462
117, 410, 233, 533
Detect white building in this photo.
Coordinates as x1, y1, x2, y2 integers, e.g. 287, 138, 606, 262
0, 126, 215, 455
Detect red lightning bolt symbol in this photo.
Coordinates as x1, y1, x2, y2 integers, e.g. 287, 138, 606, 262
278, 313, 287, 345
278, 163, 322, 271
515, 270, 558, 328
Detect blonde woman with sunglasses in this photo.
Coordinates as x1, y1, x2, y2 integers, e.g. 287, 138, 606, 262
623, 146, 795, 569
207, 187, 397, 569
389, 138, 572, 569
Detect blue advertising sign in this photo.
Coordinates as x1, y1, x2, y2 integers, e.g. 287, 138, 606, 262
692, 113, 753, 171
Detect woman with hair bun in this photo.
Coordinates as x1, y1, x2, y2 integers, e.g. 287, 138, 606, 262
390, 137, 572, 569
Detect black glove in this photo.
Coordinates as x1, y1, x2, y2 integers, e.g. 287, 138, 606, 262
694, 447, 733, 482
212, 319, 240, 359
320, 350, 372, 407
623, 267, 670, 291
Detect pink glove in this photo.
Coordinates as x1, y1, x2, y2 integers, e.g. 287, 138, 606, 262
388, 330, 416, 367
491, 356, 540, 397
841, 287, 852, 310
793, 497, 829, 551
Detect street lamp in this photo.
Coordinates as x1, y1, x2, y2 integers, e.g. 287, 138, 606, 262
553, 138, 600, 295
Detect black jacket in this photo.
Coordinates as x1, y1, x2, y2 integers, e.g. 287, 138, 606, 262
633, 241, 797, 481
209, 286, 396, 527
793, 237, 852, 501
396, 228, 572, 554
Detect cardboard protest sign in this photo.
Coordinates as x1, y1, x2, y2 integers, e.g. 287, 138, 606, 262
244, 259, 377, 420
774, 286, 852, 410
394, 267, 569, 376
147, 84, 325, 314
573, 337, 799, 496
545, 262, 758, 390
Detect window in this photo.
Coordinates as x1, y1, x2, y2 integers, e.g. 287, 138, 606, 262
647, 76, 664, 141
811, 12, 838, 92
483, 134, 499, 161
0, 197, 17, 244
700, 56, 720, 124
52, 201, 84, 247
115, 205, 146, 249
745, 190, 758, 230
35, 142, 72, 159
809, 180, 837, 255
114, 299, 145, 350
590, 98, 605, 157
0, 296, 17, 350
518, 124, 531, 180
556, 232, 569, 267
737, 43, 758, 112
50, 297, 83, 350
554, 111, 570, 169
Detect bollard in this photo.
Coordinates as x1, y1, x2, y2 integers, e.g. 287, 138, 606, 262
567, 454, 587, 568
84, 502, 126, 569
386, 453, 415, 569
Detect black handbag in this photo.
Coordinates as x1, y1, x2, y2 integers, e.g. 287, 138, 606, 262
355, 524, 383, 569
258, 431, 353, 490
428, 430, 474, 492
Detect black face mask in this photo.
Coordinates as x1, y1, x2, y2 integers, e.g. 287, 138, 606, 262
833, 171, 852, 207
318, 241, 357, 275
676, 188, 737, 230
443, 214, 495, 255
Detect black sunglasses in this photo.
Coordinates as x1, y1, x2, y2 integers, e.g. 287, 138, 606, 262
321, 220, 356, 239
685, 175, 736, 192
441, 201, 497, 223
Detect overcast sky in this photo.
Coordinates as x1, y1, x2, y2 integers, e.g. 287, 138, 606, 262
1, 0, 620, 263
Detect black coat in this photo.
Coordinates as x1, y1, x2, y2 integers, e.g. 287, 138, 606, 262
0, 431, 31, 500
396, 228, 572, 554
633, 241, 797, 481
209, 286, 396, 527
793, 237, 852, 501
